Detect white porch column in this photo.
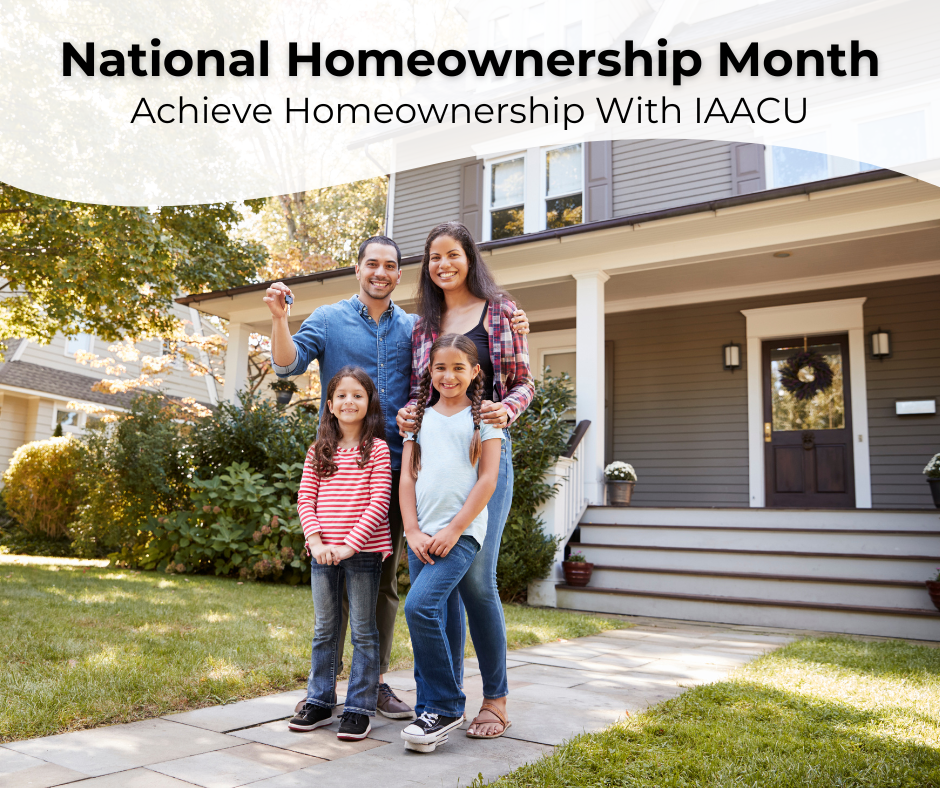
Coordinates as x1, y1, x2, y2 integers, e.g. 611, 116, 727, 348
574, 270, 608, 505
223, 322, 251, 404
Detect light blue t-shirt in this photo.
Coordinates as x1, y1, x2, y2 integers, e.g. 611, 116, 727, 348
404, 406, 503, 548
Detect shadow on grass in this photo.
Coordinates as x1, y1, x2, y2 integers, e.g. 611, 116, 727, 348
770, 636, 940, 684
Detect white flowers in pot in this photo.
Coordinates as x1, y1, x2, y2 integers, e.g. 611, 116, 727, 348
604, 462, 637, 505
605, 462, 637, 482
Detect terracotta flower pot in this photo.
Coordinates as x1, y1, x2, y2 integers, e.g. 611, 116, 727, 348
607, 480, 635, 506
562, 561, 594, 587
928, 478, 940, 509
926, 581, 940, 613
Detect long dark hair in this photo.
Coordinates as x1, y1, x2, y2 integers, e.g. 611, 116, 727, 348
416, 221, 512, 334
313, 366, 385, 478
409, 334, 485, 480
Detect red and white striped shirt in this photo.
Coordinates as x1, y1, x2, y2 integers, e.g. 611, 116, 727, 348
297, 439, 393, 559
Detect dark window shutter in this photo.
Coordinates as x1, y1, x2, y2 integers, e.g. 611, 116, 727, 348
730, 143, 766, 195
460, 160, 484, 240
584, 141, 613, 223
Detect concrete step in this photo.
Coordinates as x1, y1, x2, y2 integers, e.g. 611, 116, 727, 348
588, 566, 936, 611
578, 524, 940, 555
556, 585, 940, 641
571, 543, 939, 582
581, 506, 940, 531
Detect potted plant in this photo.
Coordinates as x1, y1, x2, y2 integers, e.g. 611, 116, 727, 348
269, 379, 298, 406
926, 568, 940, 612
924, 453, 940, 509
605, 462, 637, 506
562, 550, 593, 587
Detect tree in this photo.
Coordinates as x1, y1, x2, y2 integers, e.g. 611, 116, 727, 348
0, 184, 267, 345
242, 178, 388, 280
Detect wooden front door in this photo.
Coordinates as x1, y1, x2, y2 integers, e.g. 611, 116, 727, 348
763, 334, 855, 508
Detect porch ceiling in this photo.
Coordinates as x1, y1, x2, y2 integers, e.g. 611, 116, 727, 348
192, 175, 940, 331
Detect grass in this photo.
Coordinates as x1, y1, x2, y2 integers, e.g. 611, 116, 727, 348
0, 555, 630, 742
476, 636, 940, 788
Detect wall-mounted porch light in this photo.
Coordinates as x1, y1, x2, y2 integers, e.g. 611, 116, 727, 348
869, 328, 891, 360
723, 342, 742, 371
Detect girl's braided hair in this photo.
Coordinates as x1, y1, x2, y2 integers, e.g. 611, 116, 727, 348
313, 366, 385, 478
409, 333, 485, 479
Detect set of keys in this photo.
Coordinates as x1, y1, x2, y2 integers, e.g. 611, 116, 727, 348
284, 293, 293, 316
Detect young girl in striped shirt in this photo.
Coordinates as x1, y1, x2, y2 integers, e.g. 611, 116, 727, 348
289, 366, 392, 741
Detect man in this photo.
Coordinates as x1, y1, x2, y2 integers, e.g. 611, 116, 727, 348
265, 235, 527, 721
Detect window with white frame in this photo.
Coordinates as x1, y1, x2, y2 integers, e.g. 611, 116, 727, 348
54, 406, 108, 436
64, 333, 93, 357
161, 339, 185, 370
485, 143, 583, 240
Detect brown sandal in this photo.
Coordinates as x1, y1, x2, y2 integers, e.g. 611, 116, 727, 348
466, 701, 512, 739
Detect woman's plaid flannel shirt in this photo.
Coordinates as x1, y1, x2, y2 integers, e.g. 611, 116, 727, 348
407, 297, 535, 426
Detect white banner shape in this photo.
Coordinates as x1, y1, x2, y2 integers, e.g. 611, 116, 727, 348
0, 0, 937, 204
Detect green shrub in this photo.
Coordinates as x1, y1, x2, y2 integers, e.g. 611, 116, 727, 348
140, 461, 308, 583
188, 392, 318, 479
498, 373, 574, 601
70, 393, 192, 559
2, 437, 85, 538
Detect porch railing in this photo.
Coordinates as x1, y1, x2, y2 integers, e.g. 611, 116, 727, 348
530, 420, 590, 604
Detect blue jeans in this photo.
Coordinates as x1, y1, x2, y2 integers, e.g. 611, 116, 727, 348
405, 535, 479, 718
445, 433, 514, 699
307, 551, 382, 716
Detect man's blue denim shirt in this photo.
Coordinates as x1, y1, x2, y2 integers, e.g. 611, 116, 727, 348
273, 295, 415, 470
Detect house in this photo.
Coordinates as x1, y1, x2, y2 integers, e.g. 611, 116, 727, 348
0, 302, 221, 476
180, 139, 940, 641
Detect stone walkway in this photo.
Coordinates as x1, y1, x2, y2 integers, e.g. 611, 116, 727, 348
1, 619, 796, 788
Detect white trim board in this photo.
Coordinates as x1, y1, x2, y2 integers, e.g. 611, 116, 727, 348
524, 259, 940, 323
741, 298, 871, 510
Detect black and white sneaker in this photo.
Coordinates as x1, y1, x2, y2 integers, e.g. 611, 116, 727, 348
337, 711, 372, 741
288, 702, 333, 731
401, 712, 464, 747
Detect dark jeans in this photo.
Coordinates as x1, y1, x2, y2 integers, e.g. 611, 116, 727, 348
405, 535, 479, 718
334, 469, 405, 675
307, 551, 382, 715
446, 433, 514, 698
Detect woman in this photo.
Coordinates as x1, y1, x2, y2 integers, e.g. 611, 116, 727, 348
398, 221, 534, 739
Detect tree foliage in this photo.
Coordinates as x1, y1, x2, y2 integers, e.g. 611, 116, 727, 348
0, 185, 267, 344
497, 373, 575, 601
242, 178, 387, 280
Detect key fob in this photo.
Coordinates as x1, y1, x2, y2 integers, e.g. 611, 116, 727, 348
284, 294, 294, 305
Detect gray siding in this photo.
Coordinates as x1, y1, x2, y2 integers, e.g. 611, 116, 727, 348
611, 139, 734, 217
607, 302, 750, 508
863, 277, 940, 509
392, 159, 469, 256
603, 276, 940, 510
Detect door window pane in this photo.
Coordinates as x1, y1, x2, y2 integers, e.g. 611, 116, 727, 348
770, 342, 845, 431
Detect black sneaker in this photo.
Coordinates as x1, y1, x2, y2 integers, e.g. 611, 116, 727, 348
337, 710, 371, 741
401, 711, 464, 745
288, 702, 333, 731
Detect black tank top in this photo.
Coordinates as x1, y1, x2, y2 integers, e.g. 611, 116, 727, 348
430, 302, 495, 405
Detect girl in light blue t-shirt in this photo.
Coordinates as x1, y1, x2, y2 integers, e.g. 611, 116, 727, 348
398, 333, 503, 753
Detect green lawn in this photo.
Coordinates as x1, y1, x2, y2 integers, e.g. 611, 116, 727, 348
0, 556, 630, 742
476, 636, 940, 788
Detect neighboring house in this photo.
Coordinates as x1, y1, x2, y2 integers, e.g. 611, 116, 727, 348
0, 303, 221, 477
181, 140, 940, 641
